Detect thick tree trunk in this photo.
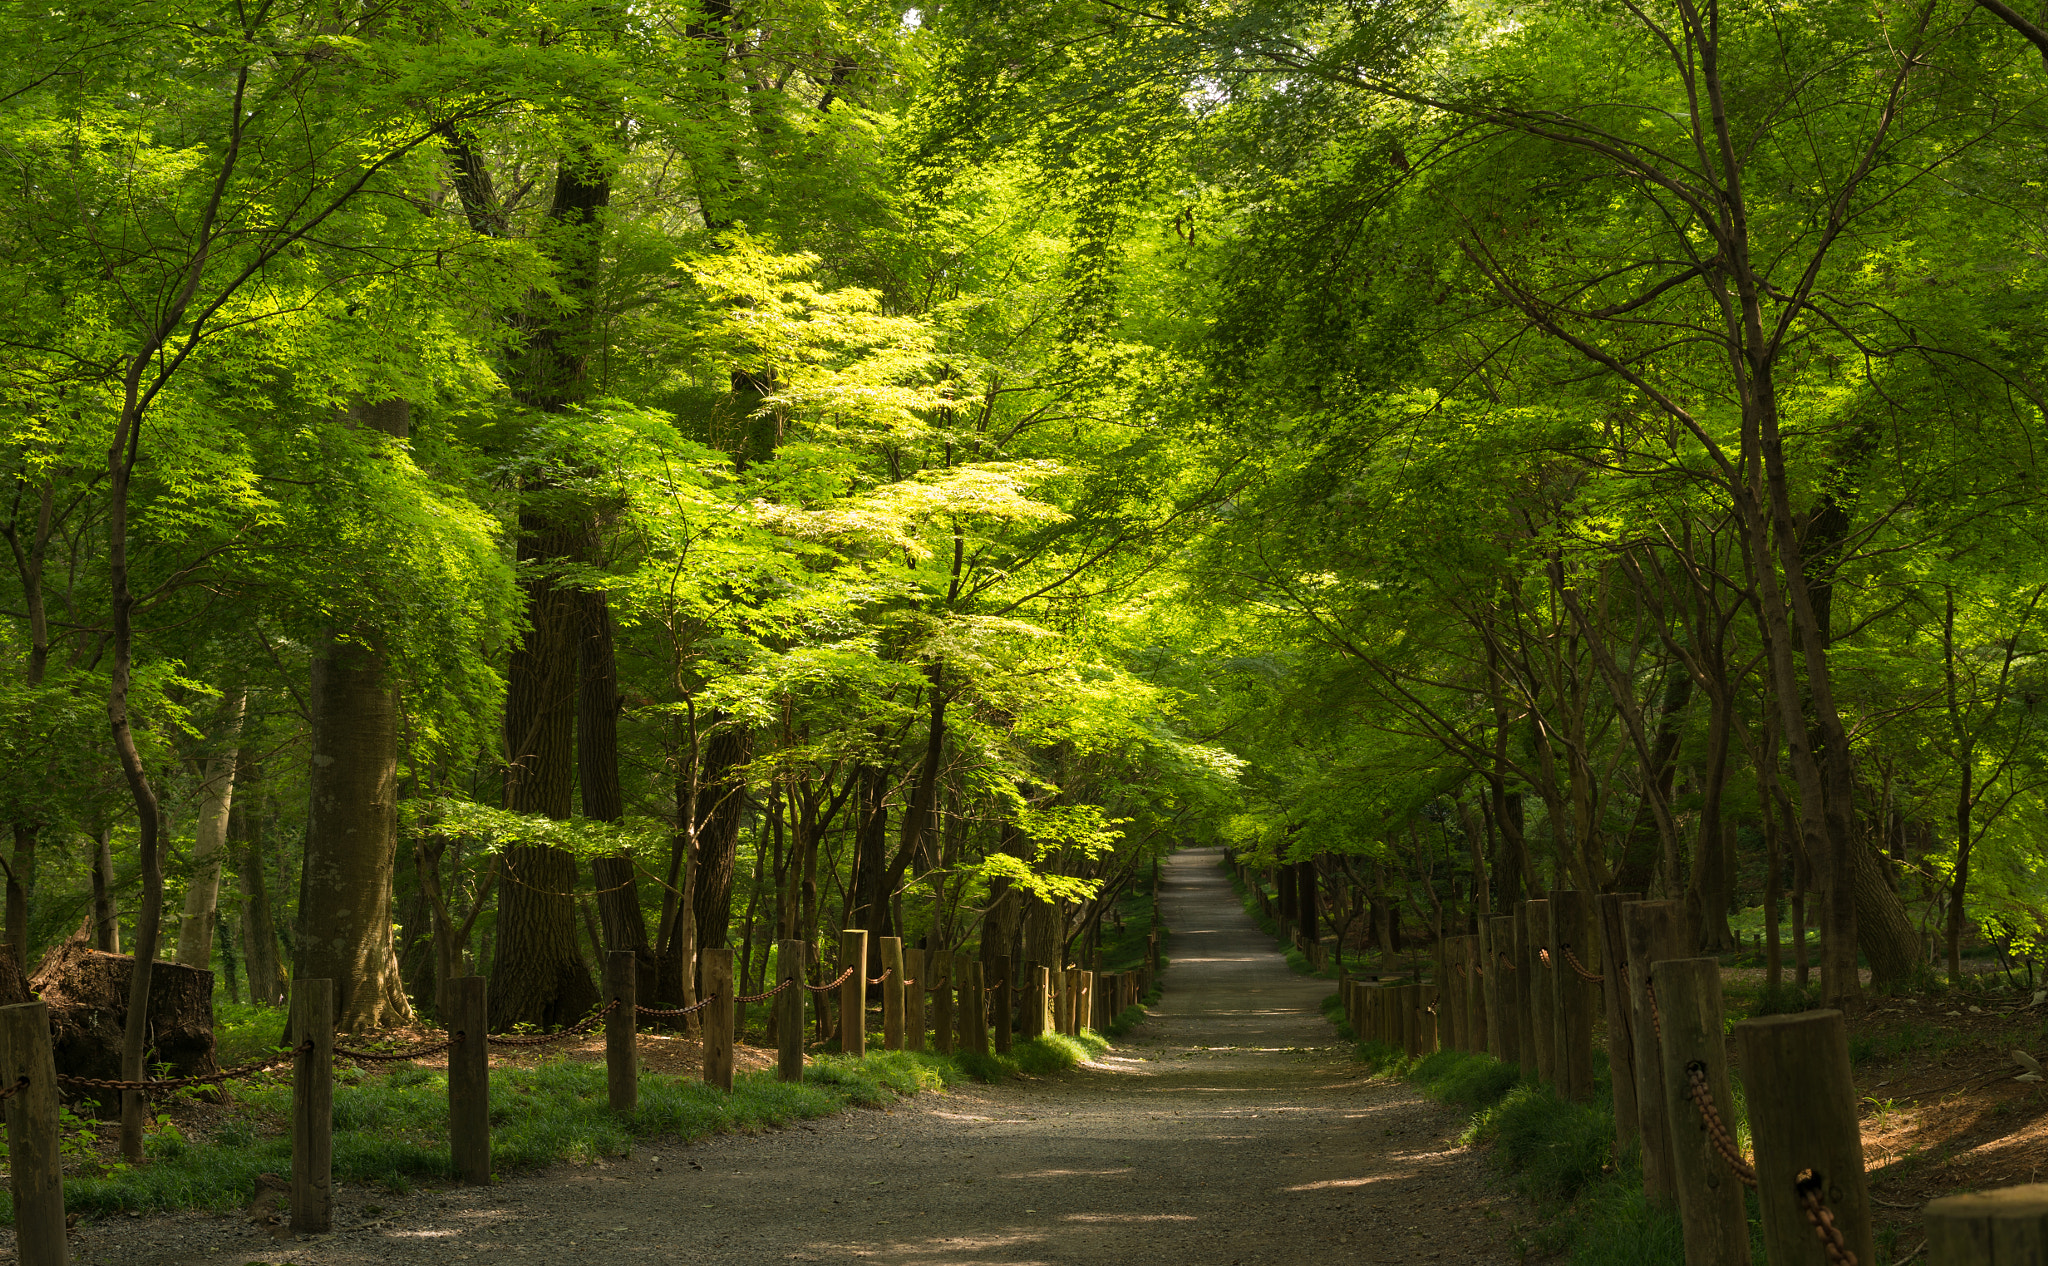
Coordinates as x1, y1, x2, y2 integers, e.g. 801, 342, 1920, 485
690, 724, 752, 951
298, 631, 413, 1029
176, 686, 245, 969
232, 767, 283, 1006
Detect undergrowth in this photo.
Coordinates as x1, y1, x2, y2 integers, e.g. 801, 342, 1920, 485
19, 1048, 964, 1224
955, 1030, 1110, 1082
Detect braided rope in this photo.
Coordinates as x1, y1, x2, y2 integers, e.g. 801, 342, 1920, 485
58, 1042, 311, 1092
867, 968, 893, 985
1563, 946, 1604, 983
636, 997, 713, 1018
485, 999, 618, 1047
803, 966, 857, 994
1796, 1168, 1859, 1266
1539, 948, 1555, 969
735, 977, 797, 1004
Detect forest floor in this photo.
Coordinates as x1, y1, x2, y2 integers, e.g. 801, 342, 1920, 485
44, 847, 1532, 1266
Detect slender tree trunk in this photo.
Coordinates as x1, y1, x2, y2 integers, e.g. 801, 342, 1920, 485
92, 826, 119, 954
177, 685, 246, 969
690, 724, 752, 951
233, 765, 283, 1006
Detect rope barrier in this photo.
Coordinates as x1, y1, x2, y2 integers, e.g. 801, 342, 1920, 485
1539, 948, 1554, 969
1498, 952, 1517, 971
57, 1042, 312, 1093
484, 999, 618, 1048
1684, 1061, 1758, 1188
1563, 945, 1604, 983
867, 969, 893, 985
734, 977, 797, 1005
1797, 1168, 1860, 1266
0, 1074, 27, 1102
635, 998, 713, 1018
803, 966, 857, 994
335, 1036, 458, 1063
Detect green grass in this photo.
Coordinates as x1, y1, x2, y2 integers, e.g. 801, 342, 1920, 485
1220, 858, 1357, 980
19, 1047, 970, 1225
955, 1031, 1111, 1082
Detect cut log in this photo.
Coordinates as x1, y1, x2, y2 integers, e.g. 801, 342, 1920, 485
30, 929, 217, 1113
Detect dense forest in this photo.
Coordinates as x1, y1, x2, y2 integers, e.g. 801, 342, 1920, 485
2, 0, 2045, 1105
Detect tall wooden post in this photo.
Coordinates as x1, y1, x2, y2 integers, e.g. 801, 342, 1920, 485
994, 954, 1013, 1054
1623, 901, 1684, 1204
776, 939, 805, 1082
0, 1001, 66, 1265
839, 930, 867, 1058
933, 951, 955, 1053
606, 949, 638, 1112
1030, 964, 1052, 1038
1924, 1186, 2048, 1262
290, 978, 334, 1234
1597, 892, 1641, 1153
1652, 958, 1751, 1265
1488, 916, 1520, 1067
1513, 902, 1540, 1081
879, 937, 905, 1051
1464, 935, 1487, 1054
953, 952, 975, 1053
448, 976, 489, 1184
903, 947, 926, 1052
1548, 890, 1596, 1101
1524, 899, 1556, 1084
1738, 1010, 1874, 1266
703, 946, 735, 1090
1418, 982, 1439, 1054
1077, 970, 1096, 1034
968, 961, 991, 1055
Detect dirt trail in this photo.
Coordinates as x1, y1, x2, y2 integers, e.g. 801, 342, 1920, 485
59, 849, 1527, 1265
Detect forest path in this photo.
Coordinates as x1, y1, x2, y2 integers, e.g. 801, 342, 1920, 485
73, 849, 1525, 1266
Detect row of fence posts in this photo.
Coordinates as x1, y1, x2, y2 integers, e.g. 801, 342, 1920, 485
1306, 882, 1885, 1266
0, 929, 1163, 1266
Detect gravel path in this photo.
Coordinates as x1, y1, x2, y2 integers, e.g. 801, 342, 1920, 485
56, 849, 1529, 1265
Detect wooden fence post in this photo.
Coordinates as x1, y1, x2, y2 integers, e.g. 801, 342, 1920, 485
933, 952, 955, 1053
1924, 1185, 2048, 1263
948, 952, 970, 1053
1524, 899, 1556, 1084
1597, 892, 1642, 1156
1623, 901, 1684, 1205
606, 949, 637, 1112
1032, 964, 1053, 1038
448, 976, 489, 1185
903, 947, 926, 1052
1099, 971, 1119, 1031
0, 1000, 66, 1265
1738, 1010, 1874, 1266
994, 955, 1013, 1054
703, 946, 735, 1090
1513, 902, 1540, 1081
1652, 958, 1751, 1266
1441, 939, 1465, 1051
776, 939, 805, 1082
1077, 970, 1096, 1034
290, 978, 333, 1234
839, 930, 867, 1058
1548, 890, 1596, 1102
880, 937, 905, 1051
1465, 935, 1488, 1054
1488, 916, 1520, 1068
1418, 983, 1439, 1054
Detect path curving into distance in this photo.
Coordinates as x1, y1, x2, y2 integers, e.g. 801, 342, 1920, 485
72, 848, 1526, 1266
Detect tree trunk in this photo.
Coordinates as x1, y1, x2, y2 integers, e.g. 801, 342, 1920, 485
690, 724, 752, 951
298, 630, 413, 1030
232, 766, 283, 1007
91, 826, 119, 954
578, 575, 652, 1002
176, 685, 245, 969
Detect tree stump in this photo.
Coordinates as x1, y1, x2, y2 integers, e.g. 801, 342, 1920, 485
30, 932, 217, 1114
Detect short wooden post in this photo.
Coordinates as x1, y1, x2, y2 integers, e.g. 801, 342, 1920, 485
776, 939, 805, 1082
967, 961, 991, 1055
1924, 1184, 2048, 1263
1652, 958, 1751, 1265
703, 946, 735, 1090
1441, 939, 1466, 1050
1513, 901, 1540, 1081
1146, 931, 1159, 978
1488, 916, 1520, 1067
0, 1001, 67, 1265
1396, 982, 1420, 1057
1077, 970, 1096, 1033
994, 954, 1013, 1054
903, 947, 927, 1052
1525, 899, 1557, 1084
933, 951, 955, 1053
448, 976, 489, 1184
1099, 971, 1119, 1031
1549, 890, 1596, 1102
839, 930, 867, 1058
1597, 892, 1641, 1154
1031, 964, 1052, 1038
1624, 901, 1684, 1205
880, 937, 905, 1051
1418, 983, 1439, 1054
606, 949, 638, 1112
1738, 1009, 1874, 1266
290, 978, 334, 1233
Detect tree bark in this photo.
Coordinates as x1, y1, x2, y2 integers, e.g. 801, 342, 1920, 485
232, 763, 282, 1006
91, 826, 119, 954
176, 685, 245, 969
690, 724, 752, 951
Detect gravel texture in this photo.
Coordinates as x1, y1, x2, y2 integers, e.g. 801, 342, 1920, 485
41, 848, 1530, 1265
